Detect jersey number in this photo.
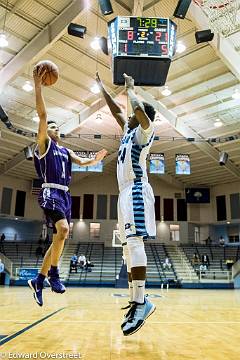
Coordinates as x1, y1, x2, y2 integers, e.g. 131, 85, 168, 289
61, 161, 66, 179
119, 147, 126, 164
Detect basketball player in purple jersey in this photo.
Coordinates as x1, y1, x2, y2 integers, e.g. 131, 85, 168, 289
28, 64, 107, 306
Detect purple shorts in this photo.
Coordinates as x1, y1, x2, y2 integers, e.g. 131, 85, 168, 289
38, 188, 71, 228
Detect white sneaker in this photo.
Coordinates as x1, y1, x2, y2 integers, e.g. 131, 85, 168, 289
122, 298, 156, 336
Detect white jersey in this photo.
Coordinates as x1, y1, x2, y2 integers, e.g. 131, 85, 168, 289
117, 122, 154, 191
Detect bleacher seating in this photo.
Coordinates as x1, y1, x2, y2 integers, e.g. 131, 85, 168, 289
182, 244, 239, 282
1, 240, 237, 286
1, 242, 44, 277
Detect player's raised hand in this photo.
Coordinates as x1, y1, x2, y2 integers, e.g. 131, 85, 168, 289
123, 73, 134, 90
95, 149, 108, 162
33, 65, 46, 86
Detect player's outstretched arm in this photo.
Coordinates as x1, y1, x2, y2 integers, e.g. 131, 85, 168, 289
69, 149, 108, 167
124, 73, 151, 130
33, 65, 48, 149
96, 72, 125, 130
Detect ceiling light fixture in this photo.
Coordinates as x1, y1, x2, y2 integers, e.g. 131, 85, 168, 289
176, 41, 186, 53
214, 118, 223, 128
161, 85, 172, 96
0, 33, 8, 48
32, 115, 40, 123
91, 37, 101, 50
232, 89, 240, 100
91, 83, 100, 94
22, 81, 33, 92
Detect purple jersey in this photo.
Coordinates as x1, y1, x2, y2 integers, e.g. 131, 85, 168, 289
34, 139, 72, 186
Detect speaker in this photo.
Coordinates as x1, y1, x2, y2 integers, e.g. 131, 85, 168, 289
24, 146, 33, 161
195, 29, 214, 43
173, 0, 192, 19
219, 151, 228, 166
98, 0, 113, 15
67, 23, 87, 38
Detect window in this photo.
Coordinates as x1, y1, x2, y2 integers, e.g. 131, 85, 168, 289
170, 224, 179, 241
229, 235, 239, 243
230, 193, 240, 220
15, 190, 26, 217
154, 196, 160, 221
216, 195, 226, 221
90, 223, 100, 239
228, 226, 239, 243
177, 199, 187, 221
97, 195, 107, 219
83, 194, 94, 219
1, 187, 13, 214
110, 195, 118, 220
71, 196, 80, 219
164, 199, 174, 221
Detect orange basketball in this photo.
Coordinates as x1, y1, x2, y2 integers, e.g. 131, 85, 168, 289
35, 60, 59, 86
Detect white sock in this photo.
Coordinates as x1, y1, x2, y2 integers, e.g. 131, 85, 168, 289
128, 281, 133, 302
132, 280, 145, 304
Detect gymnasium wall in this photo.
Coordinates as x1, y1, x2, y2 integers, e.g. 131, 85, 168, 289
0, 172, 240, 245
0, 217, 42, 241
0, 175, 42, 220
70, 174, 197, 245
211, 182, 240, 244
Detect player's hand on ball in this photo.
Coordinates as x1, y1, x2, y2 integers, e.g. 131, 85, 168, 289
123, 73, 134, 90
33, 65, 46, 86
95, 149, 108, 162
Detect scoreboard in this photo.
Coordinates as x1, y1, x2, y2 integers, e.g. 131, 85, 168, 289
108, 16, 177, 86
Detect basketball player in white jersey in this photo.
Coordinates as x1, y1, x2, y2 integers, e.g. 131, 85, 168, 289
96, 72, 156, 336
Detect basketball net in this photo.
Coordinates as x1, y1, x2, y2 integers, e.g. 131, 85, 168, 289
194, 0, 239, 36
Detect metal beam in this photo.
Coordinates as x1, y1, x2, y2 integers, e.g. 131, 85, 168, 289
137, 87, 177, 126
189, 2, 240, 80
0, 144, 34, 175
152, 173, 184, 189
0, 0, 86, 92
0, 0, 27, 23
138, 88, 240, 179
60, 86, 125, 134
59, 98, 106, 134
114, 0, 131, 13
132, 0, 144, 16
143, 0, 162, 12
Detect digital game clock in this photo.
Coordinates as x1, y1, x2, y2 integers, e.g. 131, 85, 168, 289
108, 16, 177, 86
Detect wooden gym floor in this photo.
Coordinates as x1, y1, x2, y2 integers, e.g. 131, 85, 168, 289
0, 287, 240, 359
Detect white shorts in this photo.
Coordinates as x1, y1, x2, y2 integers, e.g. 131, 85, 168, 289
118, 181, 156, 244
